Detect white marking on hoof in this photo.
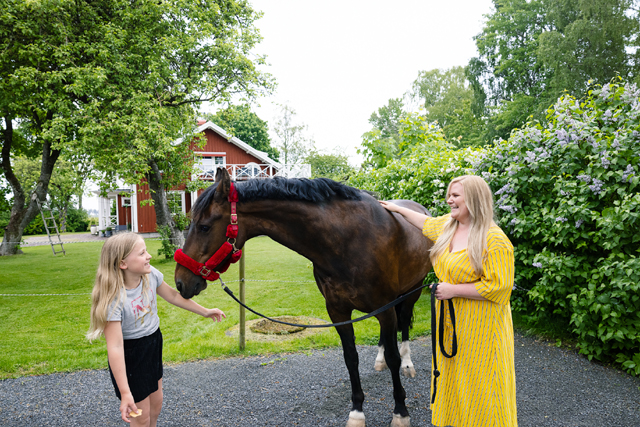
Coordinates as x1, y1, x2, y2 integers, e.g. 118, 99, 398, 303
346, 410, 366, 427
374, 345, 388, 371
399, 341, 416, 378
390, 413, 411, 427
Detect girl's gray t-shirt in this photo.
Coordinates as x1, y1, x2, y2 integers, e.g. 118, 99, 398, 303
107, 266, 163, 339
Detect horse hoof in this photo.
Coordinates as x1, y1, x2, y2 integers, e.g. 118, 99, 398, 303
390, 413, 410, 427
402, 365, 416, 378
346, 410, 366, 427
374, 360, 388, 371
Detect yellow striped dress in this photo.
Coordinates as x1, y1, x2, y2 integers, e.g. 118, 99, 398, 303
423, 214, 517, 427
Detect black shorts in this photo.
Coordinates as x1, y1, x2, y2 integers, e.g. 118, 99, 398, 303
109, 327, 163, 403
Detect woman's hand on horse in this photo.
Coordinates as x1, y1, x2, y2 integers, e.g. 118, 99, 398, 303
430, 282, 456, 300
204, 308, 226, 322
379, 200, 400, 212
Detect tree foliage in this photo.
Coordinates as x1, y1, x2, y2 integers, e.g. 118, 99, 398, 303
0, 0, 273, 255
469, 0, 640, 141
351, 79, 640, 375
272, 104, 312, 166
206, 105, 279, 160
305, 150, 353, 181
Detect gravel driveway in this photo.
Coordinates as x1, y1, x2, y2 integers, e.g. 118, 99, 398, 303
1, 332, 639, 427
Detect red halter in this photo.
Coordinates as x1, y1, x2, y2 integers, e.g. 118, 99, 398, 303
174, 182, 242, 281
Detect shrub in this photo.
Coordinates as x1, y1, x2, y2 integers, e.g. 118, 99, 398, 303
350, 79, 640, 374
474, 79, 640, 373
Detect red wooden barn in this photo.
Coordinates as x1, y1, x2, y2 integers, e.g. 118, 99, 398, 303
95, 120, 308, 234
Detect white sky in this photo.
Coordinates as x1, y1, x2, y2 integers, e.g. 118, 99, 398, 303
86, 0, 494, 211
243, 0, 494, 163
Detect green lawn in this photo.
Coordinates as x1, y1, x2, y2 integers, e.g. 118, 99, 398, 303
0, 236, 432, 379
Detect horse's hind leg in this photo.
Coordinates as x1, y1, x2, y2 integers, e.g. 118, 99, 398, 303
375, 289, 421, 377
374, 338, 388, 371
378, 308, 411, 427
396, 289, 421, 378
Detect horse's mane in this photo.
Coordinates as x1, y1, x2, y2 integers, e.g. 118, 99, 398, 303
191, 177, 364, 220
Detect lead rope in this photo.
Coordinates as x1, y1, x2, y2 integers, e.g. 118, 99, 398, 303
219, 277, 431, 328
431, 282, 458, 404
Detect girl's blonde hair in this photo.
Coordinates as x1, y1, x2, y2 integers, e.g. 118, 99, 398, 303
86, 233, 150, 341
429, 175, 495, 276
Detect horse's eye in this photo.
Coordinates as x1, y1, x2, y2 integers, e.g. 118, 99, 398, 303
199, 225, 210, 233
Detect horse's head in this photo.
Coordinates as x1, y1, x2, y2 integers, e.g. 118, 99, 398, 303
174, 168, 238, 299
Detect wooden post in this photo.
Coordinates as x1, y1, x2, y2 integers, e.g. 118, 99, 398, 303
239, 250, 246, 350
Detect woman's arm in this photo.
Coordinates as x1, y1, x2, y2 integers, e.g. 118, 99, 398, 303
104, 321, 139, 423
379, 201, 428, 230
431, 282, 488, 301
156, 282, 226, 321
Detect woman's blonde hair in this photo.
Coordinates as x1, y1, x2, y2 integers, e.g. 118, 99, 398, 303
86, 233, 150, 341
429, 175, 495, 276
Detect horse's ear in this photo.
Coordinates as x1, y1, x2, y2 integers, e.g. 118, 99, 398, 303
215, 167, 231, 199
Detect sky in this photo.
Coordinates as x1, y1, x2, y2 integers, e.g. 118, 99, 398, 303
234, 0, 495, 163
86, 0, 495, 211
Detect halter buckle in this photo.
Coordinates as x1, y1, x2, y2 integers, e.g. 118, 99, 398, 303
199, 265, 212, 277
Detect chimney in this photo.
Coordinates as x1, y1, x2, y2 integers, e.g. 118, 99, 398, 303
197, 119, 207, 126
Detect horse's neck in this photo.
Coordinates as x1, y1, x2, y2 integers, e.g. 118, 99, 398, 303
241, 199, 331, 260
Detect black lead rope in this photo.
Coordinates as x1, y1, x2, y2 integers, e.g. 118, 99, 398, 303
219, 278, 430, 329
430, 282, 458, 404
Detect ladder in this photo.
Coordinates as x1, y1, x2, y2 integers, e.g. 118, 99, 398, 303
34, 196, 66, 256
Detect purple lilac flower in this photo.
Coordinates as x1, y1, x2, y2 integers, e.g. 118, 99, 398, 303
577, 175, 591, 183
604, 109, 613, 118
510, 218, 517, 225
533, 262, 543, 268
622, 164, 635, 183
556, 129, 569, 142
555, 217, 568, 222
495, 184, 515, 195
589, 178, 604, 195
499, 205, 518, 214
560, 190, 571, 196
575, 219, 584, 228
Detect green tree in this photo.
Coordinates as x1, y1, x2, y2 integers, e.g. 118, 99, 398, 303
468, 0, 640, 141
305, 150, 353, 181
206, 105, 279, 160
359, 98, 407, 168
411, 67, 485, 147
272, 104, 312, 167
0, 0, 273, 255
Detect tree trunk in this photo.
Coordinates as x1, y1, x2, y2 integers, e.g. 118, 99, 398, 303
146, 158, 185, 250
59, 197, 71, 233
0, 116, 61, 256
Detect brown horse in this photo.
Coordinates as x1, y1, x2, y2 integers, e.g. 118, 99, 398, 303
174, 168, 433, 427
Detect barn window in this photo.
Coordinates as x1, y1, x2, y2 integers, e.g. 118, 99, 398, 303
166, 191, 186, 215
197, 155, 225, 174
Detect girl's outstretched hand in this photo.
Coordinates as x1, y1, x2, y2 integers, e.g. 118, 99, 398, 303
204, 308, 226, 322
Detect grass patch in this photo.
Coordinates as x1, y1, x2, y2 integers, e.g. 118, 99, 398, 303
0, 236, 432, 379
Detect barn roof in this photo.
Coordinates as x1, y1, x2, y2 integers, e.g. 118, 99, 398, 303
195, 121, 280, 166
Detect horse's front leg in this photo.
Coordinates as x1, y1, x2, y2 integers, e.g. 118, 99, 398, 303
378, 308, 411, 427
331, 313, 365, 427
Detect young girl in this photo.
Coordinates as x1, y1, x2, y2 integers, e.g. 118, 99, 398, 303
87, 233, 226, 426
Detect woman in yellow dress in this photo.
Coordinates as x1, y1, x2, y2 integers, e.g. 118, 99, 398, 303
380, 175, 517, 426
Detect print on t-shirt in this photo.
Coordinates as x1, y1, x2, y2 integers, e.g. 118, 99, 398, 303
130, 290, 155, 327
